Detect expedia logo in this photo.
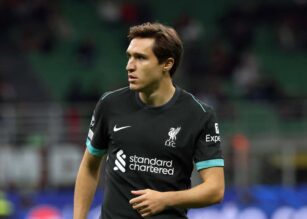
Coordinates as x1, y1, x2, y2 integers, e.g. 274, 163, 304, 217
205, 134, 221, 143
113, 150, 126, 172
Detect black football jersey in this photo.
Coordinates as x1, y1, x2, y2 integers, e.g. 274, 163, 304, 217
86, 86, 224, 219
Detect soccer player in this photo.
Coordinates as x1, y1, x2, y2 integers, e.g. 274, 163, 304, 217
74, 22, 224, 219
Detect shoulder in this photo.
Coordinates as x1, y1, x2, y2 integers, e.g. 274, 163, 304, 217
94, 86, 131, 112
100, 86, 131, 103
179, 89, 215, 116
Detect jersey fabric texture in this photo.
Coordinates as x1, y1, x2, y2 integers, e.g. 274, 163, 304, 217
86, 86, 224, 219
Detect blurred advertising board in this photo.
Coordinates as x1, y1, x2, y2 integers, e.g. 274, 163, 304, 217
5, 186, 307, 219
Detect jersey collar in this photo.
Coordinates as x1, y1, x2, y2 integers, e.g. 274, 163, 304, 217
135, 85, 181, 111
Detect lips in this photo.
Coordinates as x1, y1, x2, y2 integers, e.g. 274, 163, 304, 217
128, 74, 138, 82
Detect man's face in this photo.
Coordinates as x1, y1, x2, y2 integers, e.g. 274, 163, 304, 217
126, 38, 165, 92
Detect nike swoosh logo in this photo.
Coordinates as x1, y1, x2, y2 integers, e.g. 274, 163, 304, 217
113, 125, 131, 132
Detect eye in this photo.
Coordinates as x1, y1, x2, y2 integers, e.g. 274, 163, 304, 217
136, 55, 146, 60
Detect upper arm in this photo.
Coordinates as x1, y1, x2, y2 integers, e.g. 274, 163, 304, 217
194, 108, 224, 170
86, 96, 109, 157
82, 149, 104, 172
199, 167, 225, 195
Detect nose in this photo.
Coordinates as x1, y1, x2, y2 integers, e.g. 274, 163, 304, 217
126, 58, 135, 72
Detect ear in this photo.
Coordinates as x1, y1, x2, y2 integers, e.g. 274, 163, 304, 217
163, 58, 175, 72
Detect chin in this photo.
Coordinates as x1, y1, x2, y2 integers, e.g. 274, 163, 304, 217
129, 83, 141, 91
129, 83, 145, 92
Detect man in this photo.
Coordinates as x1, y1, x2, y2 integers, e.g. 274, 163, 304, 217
74, 22, 224, 219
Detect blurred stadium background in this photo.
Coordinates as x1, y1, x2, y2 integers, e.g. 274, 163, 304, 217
0, 0, 307, 218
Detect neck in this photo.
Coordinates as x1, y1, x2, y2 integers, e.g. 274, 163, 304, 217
139, 79, 175, 107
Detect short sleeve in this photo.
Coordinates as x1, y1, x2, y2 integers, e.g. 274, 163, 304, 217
194, 110, 224, 171
86, 95, 109, 157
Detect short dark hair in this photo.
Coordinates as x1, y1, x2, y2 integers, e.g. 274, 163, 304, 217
128, 22, 183, 76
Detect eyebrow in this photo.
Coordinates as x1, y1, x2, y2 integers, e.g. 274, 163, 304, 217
126, 51, 147, 57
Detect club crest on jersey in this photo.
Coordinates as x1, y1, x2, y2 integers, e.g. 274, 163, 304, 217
165, 127, 181, 147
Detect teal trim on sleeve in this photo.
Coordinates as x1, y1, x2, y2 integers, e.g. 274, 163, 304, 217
196, 159, 224, 170
86, 139, 107, 157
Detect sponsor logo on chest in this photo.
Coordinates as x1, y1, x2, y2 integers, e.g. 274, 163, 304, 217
113, 149, 174, 175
